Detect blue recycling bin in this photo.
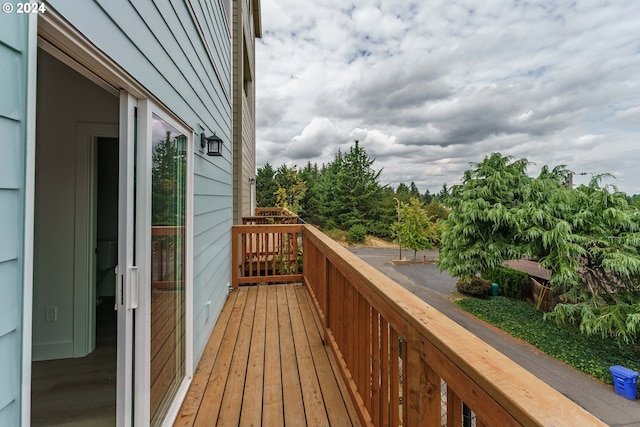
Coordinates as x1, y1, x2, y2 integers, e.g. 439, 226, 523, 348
609, 365, 639, 400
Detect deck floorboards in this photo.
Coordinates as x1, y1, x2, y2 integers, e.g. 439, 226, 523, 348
174, 284, 360, 427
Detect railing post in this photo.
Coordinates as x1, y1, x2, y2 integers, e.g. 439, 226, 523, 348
231, 226, 238, 289
323, 257, 329, 334
447, 388, 463, 427
405, 328, 441, 427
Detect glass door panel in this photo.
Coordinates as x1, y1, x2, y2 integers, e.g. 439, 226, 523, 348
149, 113, 187, 426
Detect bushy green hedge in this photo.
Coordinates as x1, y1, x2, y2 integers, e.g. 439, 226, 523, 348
347, 223, 367, 243
482, 266, 530, 300
456, 276, 492, 296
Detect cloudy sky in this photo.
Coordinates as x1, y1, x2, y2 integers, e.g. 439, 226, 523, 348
255, 1, 640, 196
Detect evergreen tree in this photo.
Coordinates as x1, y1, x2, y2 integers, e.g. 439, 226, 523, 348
319, 141, 384, 232
439, 152, 640, 303
437, 183, 450, 204
421, 188, 433, 204
376, 186, 398, 239
299, 162, 322, 223
396, 183, 410, 201
409, 181, 421, 198
256, 162, 278, 208
317, 149, 344, 228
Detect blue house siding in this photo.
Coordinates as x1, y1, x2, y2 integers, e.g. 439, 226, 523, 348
49, 0, 234, 363
0, 12, 28, 426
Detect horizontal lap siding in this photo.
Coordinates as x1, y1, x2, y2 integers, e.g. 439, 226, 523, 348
232, 0, 256, 224
242, 95, 255, 216
0, 11, 28, 426
50, 0, 233, 363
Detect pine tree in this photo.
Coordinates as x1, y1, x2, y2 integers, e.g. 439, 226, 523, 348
256, 162, 278, 208
299, 162, 321, 224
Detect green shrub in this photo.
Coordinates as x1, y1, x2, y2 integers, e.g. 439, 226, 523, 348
456, 276, 492, 296
482, 266, 531, 300
322, 219, 338, 231
347, 224, 368, 243
322, 227, 348, 242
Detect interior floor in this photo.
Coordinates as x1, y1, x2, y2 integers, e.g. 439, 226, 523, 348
31, 297, 116, 427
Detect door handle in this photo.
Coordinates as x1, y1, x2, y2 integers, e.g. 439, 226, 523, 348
115, 265, 120, 310
128, 266, 139, 310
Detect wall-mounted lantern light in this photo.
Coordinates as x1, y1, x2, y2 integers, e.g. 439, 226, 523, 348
201, 133, 224, 156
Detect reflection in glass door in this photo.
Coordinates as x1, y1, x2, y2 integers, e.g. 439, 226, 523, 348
149, 113, 187, 426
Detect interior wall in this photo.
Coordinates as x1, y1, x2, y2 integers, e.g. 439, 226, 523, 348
33, 50, 118, 361
96, 137, 118, 297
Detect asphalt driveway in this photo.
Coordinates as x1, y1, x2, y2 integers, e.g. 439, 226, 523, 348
348, 246, 640, 427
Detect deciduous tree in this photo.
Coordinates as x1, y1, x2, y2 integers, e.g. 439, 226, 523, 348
393, 197, 436, 259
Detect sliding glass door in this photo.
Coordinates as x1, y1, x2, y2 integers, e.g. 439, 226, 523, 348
148, 113, 187, 426
119, 96, 192, 427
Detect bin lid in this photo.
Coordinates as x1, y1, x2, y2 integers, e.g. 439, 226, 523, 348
609, 365, 639, 378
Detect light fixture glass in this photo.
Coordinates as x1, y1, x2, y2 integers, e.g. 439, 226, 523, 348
200, 133, 223, 156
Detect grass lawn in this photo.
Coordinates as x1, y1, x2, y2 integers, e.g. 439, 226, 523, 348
455, 296, 640, 384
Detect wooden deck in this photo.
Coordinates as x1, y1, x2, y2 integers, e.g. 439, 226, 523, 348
174, 284, 361, 427
175, 222, 606, 427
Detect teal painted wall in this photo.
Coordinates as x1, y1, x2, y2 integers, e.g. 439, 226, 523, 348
49, 0, 234, 364
0, 11, 28, 427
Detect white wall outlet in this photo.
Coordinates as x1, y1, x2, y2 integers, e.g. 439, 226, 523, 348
45, 306, 57, 322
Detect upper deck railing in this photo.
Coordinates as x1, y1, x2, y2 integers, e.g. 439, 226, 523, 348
231, 219, 606, 426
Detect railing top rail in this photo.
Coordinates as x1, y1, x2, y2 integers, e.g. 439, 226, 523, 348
233, 224, 304, 233
301, 224, 605, 426
254, 207, 298, 217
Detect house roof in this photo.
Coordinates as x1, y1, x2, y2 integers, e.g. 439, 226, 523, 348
503, 259, 552, 281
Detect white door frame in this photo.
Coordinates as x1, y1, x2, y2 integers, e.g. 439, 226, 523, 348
116, 91, 138, 427
73, 123, 118, 357
33, 9, 195, 427
22, 13, 38, 427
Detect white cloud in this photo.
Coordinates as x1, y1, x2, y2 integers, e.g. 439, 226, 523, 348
256, 0, 640, 195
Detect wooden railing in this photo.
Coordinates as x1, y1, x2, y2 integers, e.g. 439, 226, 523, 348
244, 208, 300, 224
232, 224, 303, 286
241, 215, 299, 225
231, 223, 606, 427
254, 207, 296, 217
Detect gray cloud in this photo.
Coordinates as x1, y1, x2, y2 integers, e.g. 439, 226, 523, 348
256, 0, 640, 195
